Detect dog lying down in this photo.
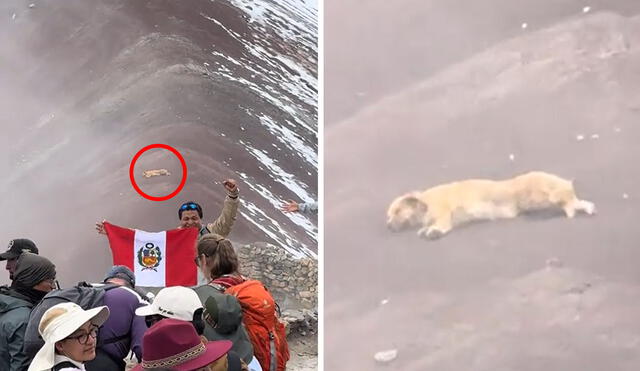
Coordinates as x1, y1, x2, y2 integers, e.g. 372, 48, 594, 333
142, 169, 171, 178
386, 171, 596, 240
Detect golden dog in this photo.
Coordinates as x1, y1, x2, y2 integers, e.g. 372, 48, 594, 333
142, 169, 171, 178
386, 171, 596, 239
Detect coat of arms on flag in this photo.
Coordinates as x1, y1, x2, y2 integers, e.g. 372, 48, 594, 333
138, 243, 162, 271
104, 222, 198, 287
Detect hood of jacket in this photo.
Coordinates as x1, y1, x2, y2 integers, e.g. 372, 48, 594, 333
0, 287, 33, 314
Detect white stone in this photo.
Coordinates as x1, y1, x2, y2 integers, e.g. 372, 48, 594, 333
374, 349, 398, 363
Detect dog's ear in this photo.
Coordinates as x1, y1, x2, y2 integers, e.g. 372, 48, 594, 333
402, 193, 428, 211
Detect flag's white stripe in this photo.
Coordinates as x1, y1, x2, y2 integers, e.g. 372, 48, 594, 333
133, 230, 167, 287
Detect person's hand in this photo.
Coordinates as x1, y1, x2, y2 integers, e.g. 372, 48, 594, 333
222, 179, 237, 192
281, 200, 300, 213
96, 220, 107, 235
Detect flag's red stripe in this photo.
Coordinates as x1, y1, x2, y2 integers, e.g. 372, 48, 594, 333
104, 222, 136, 271
165, 227, 198, 286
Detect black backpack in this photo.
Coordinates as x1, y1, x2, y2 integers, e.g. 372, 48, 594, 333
24, 282, 123, 358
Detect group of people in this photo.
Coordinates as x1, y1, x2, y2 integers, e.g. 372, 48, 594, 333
0, 179, 313, 371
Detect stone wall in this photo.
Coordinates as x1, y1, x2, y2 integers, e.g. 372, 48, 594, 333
237, 242, 317, 309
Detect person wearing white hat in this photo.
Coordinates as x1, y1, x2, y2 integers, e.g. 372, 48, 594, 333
135, 286, 203, 330
136, 286, 262, 371
28, 302, 110, 371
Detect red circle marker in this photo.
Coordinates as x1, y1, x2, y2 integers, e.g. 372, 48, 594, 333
129, 144, 188, 201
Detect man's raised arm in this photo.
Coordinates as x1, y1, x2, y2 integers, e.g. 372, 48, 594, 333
206, 179, 239, 237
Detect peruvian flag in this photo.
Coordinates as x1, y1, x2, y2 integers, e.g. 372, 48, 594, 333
104, 222, 199, 287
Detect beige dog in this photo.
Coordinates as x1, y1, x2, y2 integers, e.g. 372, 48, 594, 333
142, 169, 171, 178
386, 171, 596, 239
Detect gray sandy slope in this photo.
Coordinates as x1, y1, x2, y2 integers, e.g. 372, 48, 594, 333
325, 12, 640, 370
325, 0, 640, 124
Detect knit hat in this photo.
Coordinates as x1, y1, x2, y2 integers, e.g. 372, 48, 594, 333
103, 265, 135, 288
13, 253, 56, 288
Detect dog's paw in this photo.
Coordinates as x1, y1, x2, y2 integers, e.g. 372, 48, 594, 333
417, 227, 445, 240
577, 200, 596, 216
417, 227, 429, 239
584, 201, 596, 215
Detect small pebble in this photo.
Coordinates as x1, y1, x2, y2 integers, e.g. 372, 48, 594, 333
380, 299, 389, 306
509, 153, 515, 161
374, 349, 398, 363
521, 22, 528, 29
583, 6, 591, 13
591, 134, 599, 139
576, 134, 585, 141
622, 193, 629, 199
546, 257, 564, 269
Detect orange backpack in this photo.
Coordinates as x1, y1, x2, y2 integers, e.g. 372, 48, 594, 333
222, 280, 290, 371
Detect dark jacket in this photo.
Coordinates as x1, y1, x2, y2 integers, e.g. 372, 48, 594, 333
0, 287, 33, 371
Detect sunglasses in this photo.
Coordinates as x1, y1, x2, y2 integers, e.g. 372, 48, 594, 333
180, 203, 199, 211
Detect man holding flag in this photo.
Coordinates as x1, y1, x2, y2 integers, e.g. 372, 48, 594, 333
96, 179, 240, 287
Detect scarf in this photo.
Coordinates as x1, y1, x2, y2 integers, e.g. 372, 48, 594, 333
9, 286, 47, 305
211, 274, 245, 289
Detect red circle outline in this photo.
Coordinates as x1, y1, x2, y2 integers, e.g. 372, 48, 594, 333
129, 144, 188, 201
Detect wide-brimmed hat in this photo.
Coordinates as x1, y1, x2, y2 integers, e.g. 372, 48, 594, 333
133, 319, 232, 370
28, 302, 110, 371
135, 286, 202, 321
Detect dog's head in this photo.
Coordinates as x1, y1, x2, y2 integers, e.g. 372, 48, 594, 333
386, 192, 428, 232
